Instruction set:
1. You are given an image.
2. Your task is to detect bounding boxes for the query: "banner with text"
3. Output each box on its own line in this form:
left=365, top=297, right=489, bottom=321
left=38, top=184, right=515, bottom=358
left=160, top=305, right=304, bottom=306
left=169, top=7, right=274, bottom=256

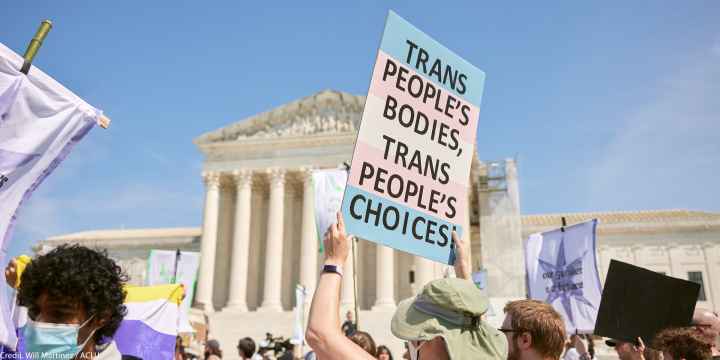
left=341, top=11, right=485, bottom=265
left=525, top=219, right=602, bottom=333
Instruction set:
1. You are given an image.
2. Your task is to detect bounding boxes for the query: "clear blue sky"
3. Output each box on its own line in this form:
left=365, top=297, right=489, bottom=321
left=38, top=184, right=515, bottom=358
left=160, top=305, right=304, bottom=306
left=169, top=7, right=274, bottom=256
left=1, top=1, right=718, bottom=259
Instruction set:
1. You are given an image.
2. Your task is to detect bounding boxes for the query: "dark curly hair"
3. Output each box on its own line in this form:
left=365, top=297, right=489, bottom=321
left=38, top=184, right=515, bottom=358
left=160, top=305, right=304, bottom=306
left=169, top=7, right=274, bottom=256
left=18, top=244, right=128, bottom=341
left=653, top=327, right=712, bottom=360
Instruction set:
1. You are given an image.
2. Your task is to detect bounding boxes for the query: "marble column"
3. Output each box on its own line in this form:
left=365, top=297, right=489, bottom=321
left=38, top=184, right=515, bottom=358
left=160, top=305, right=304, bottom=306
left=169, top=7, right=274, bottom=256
left=414, top=256, right=435, bottom=294
left=196, top=171, right=221, bottom=313
left=666, top=243, right=678, bottom=277
left=700, top=244, right=717, bottom=306
left=299, top=168, right=318, bottom=306
left=373, top=245, right=395, bottom=310
left=225, top=170, right=253, bottom=312
left=341, top=240, right=356, bottom=309
left=258, top=168, right=286, bottom=312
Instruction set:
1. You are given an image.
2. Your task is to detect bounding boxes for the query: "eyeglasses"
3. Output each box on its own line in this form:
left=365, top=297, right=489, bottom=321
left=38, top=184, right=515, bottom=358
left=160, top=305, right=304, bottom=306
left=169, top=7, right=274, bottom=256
left=498, top=328, right=528, bottom=334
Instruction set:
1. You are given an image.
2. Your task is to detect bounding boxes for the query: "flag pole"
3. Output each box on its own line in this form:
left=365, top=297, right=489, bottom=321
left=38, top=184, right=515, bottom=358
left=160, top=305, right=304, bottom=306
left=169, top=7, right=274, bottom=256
left=20, top=20, right=112, bottom=129
left=342, top=162, right=360, bottom=328
left=20, top=20, right=52, bottom=75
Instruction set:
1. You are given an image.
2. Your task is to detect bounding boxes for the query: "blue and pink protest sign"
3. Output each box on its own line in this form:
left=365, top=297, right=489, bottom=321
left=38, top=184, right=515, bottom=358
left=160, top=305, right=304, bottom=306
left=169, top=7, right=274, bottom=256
left=341, top=11, right=485, bottom=265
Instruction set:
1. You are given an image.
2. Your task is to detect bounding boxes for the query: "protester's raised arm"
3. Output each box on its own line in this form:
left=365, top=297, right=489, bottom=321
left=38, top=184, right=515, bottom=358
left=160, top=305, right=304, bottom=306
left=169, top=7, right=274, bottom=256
left=306, top=212, right=375, bottom=360
left=452, top=231, right=472, bottom=281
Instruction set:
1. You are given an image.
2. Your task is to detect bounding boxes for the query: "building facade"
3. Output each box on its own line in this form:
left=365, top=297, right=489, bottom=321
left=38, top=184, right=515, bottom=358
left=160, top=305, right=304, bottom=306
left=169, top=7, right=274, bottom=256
left=37, top=89, right=720, bottom=357
left=188, top=89, right=522, bottom=314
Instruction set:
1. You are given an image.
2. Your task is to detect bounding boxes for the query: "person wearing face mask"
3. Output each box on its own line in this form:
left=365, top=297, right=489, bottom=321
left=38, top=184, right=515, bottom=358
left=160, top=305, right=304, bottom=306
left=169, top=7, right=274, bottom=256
left=16, top=245, right=128, bottom=360
left=305, top=212, right=507, bottom=360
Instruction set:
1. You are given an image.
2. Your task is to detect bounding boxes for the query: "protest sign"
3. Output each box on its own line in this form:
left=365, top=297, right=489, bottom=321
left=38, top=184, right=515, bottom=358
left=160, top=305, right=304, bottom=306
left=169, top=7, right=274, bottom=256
left=594, top=260, right=700, bottom=345
left=147, top=250, right=200, bottom=333
left=314, top=169, right=348, bottom=241
left=341, top=11, right=485, bottom=265
left=147, top=249, right=178, bottom=285
left=525, top=219, right=603, bottom=333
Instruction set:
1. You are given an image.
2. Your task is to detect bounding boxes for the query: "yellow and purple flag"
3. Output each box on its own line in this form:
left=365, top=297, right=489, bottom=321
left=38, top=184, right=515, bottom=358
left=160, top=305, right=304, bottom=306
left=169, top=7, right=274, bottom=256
left=115, top=284, right=184, bottom=360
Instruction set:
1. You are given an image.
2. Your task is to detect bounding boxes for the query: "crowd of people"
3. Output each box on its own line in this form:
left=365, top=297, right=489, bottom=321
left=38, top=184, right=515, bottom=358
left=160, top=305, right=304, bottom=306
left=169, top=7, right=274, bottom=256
left=302, top=212, right=720, bottom=360
left=1, top=212, right=719, bottom=360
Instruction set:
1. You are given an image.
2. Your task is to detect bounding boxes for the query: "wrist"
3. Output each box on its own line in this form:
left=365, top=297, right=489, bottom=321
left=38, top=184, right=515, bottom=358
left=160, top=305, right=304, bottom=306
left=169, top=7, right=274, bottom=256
left=321, top=263, right=343, bottom=277
left=324, top=258, right=345, bottom=267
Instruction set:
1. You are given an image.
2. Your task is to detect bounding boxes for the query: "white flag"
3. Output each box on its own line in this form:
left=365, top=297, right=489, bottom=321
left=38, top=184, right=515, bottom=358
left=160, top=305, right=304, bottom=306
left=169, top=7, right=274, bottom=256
left=0, top=42, right=101, bottom=348
left=312, top=169, right=348, bottom=240
left=524, top=219, right=602, bottom=333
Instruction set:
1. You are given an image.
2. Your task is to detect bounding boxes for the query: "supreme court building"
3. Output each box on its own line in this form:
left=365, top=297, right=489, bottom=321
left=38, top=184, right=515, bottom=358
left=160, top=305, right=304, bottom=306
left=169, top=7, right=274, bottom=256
left=188, top=89, right=523, bottom=314
left=38, top=90, right=720, bottom=356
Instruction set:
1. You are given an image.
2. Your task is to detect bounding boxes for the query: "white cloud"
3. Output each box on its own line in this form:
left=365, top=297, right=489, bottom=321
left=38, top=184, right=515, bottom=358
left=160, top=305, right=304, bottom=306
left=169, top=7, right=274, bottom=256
left=586, top=48, right=720, bottom=211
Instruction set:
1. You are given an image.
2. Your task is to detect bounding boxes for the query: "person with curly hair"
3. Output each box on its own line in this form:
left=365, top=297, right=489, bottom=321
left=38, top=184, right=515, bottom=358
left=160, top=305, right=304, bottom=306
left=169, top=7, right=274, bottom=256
left=653, top=327, right=712, bottom=360
left=15, top=244, right=128, bottom=360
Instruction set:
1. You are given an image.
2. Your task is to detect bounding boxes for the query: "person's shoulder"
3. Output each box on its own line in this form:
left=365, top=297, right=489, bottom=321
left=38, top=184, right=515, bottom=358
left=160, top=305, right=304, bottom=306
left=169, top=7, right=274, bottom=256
left=96, top=341, right=124, bottom=360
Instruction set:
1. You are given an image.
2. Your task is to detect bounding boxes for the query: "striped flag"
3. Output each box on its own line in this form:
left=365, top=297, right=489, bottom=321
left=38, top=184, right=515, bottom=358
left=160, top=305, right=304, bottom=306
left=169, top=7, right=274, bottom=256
left=115, top=284, right=184, bottom=360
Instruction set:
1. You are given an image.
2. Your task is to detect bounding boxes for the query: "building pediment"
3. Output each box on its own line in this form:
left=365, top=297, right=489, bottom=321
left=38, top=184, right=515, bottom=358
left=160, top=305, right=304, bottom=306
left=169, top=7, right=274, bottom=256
left=194, top=90, right=365, bottom=144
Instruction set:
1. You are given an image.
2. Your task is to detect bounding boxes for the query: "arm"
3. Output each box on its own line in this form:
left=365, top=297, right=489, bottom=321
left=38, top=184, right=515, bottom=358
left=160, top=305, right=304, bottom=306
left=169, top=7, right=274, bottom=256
left=452, top=231, right=472, bottom=281
left=305, top=212, right=375, bottom=360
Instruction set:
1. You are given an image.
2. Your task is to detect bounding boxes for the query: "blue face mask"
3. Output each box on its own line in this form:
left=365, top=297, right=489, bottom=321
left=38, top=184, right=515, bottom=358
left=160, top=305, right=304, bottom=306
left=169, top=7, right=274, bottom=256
left=23, top=315, right=96, bottom=359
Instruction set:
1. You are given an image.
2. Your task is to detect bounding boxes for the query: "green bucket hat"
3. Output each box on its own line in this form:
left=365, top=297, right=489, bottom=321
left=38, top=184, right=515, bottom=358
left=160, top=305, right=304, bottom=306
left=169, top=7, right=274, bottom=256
left=391, top=278, right=508, bottom=360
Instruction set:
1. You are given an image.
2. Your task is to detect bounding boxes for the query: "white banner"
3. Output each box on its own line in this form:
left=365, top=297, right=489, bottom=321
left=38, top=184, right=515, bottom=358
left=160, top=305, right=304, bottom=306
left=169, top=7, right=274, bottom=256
left=525, top=219, right=602, bottom=333
left=0, top=42, right=101, bottom=348
left=146, top=250, right=200, bottom=333
left=175, top=251, right=200, bottom=333
left=313, top=169, right=348, bottom=240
